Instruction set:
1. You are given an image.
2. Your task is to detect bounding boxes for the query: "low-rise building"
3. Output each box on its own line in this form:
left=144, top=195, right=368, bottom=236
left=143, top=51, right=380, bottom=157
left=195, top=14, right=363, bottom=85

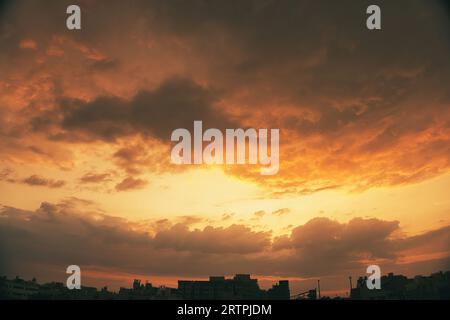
left=351, top=271, right=450, bottom=299
left=178, top=274, right=289, bottom=300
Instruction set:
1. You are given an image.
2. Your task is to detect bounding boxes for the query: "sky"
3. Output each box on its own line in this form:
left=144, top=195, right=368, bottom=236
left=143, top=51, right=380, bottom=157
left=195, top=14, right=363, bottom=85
left=0, top=0, right=449, bottom=296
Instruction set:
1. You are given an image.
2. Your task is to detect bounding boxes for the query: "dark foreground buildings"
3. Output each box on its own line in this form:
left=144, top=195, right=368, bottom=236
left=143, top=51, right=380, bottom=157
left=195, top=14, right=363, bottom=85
left=351, top=271, right=450, bottom=299
left=178, top=274, right=289, bottom=299
left=2, top=271, right=449, bottom=300
left=0, top=274, right=289, bottom=300
left=0, top=276, right=115, bottom=300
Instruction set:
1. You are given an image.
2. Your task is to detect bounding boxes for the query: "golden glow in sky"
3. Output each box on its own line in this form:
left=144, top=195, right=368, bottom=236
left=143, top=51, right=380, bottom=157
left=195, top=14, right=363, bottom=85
left=0, top=0, right=449, bottom=295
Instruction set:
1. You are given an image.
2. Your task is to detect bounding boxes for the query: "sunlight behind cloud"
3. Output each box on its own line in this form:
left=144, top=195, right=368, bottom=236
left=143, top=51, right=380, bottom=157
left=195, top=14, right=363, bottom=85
left=101, top=168, right=263, bottom=220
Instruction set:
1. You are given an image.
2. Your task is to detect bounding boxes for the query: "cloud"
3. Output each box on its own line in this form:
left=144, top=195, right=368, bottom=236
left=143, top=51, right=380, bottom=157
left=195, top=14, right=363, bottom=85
left=79, top=172, right=112, bottom=184
left=0, top=171, right=66, bottom=188
left=254, top=210, right=266, bottom=218
left=89, top=58, right=120, bottom=72
left=153, top=223, right=271, bottom=254
left=0, top=0, right=448, bottom=295
left=19, top=39, right=37, bottom=50
left=275, top=217, right=400, bottom=258
left=21, top=175, right=66, bottom=188
left=272, top=208, right=290, bottom=217
left=1, top=0, right=449, bottom=192
left=112, top=139, right=174, bottom=175
left=0, top=168, right=13, bottom=181
left=270, top=217, right=413, bottom=276
left=221, top=213, right=234, bottom=221
left=115, top=176, right=148, bottom=191
left=33, top=77, right=237, bottom=142
left=0, top=202, right=448, bottom=284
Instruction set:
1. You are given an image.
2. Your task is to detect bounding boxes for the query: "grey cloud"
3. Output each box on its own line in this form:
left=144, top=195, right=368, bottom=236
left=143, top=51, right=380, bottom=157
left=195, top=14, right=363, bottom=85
left=271, top=217, right=401, bottom=275
left=1, top=0, right=449, bottom=191
left=89, top=58, right=120, bottom=72
left=153, top=223, right=271, bottom=254
left=34, top=77, right=237, bottom=142
left=0, top=202, right=449, bottom=281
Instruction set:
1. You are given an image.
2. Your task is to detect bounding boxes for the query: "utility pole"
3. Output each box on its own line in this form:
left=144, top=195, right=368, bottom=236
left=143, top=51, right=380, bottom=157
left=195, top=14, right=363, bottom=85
left=317, top=279, right=321, bottom=299
left=348, top=276, right=353, bottom=297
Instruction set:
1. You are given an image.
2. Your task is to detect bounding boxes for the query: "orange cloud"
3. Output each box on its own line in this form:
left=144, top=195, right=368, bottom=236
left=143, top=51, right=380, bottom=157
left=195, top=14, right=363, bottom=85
left=115, top=176, right=148, bottom=192
left=19, top=39, right=37, bottom=50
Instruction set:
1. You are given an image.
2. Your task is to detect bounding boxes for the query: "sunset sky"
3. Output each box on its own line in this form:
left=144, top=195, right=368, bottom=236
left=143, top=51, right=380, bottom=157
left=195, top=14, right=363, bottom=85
left=0, top=0, right=449, bottom=296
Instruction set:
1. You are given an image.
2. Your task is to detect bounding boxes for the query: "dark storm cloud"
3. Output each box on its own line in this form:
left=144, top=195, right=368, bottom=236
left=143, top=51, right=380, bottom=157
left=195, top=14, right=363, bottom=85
left=273, top=217, right=399, bottom=257
left=33, top=77, right=237, bottom=142
left=1, top=0, right=449, bottom=190
left=89, top=58, right=120, bottom=72
left=3, top=0, right=449, bottom=107
left=0, top=0, right=11, bottom=16
left=148, top=0, right=449, bottom=87
left=153, top=224, right=271, bottom=254
left=0, top=201, right=449, bottom=280
left=270, top=217, right=449, bottom=276
left=395, top=225, right=450, bottom=252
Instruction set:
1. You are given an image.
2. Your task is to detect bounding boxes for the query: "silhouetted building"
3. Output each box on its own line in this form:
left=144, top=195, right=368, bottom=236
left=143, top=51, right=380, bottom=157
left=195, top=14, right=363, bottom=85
left=0, top=276, right=39, bottom=299
left=351, top=271, right=450, bottom=299
left=178, top=274, right=289, bottom=300
left=0, top=276, right=102, bottom=300
left=267, top=280, right=290, bottom=299
left=3, top=270, right=447, bottom=300
left=33, top=281, right=99, bottom=299
left=118, top=279, right=157, bottom=299
left=117, top=279, right=179, bottom=300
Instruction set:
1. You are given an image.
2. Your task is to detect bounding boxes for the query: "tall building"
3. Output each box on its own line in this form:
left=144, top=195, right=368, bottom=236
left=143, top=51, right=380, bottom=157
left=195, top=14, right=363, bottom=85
left=178, top=274, right=289, bottom=300
left=267, top=280, right=290, bottom=300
